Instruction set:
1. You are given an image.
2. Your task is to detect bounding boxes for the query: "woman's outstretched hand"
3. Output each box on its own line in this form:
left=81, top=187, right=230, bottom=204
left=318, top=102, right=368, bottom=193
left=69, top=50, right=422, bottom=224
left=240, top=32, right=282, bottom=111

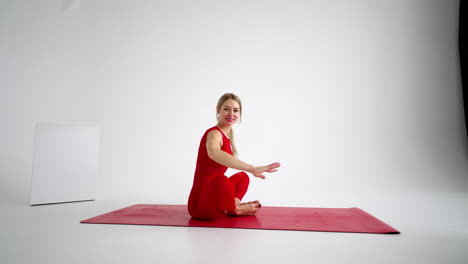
left=252, top=162, right=281, bottom=179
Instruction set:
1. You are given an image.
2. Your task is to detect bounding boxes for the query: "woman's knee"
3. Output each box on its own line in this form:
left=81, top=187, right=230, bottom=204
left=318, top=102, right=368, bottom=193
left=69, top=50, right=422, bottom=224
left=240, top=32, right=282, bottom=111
left=232, top=171, right=249, bottom=184
left=243, top=172, right=250, bottom=184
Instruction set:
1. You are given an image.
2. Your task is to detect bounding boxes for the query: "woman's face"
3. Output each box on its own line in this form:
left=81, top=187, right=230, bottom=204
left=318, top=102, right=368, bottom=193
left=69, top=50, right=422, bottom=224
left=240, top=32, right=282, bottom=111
left=218, top=99, right=241, bottom=126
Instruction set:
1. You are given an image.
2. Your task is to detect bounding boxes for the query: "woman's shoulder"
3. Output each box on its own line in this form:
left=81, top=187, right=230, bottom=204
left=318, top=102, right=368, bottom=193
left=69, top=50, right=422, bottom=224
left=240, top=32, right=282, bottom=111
left=203, top=127, right=224, bottom=147
left=202, top=126, right=218, bottom=135
left=208, top=126, right=223, bottom=135
left=202, top=126, right=222, bottom=138
left=205, top=126, right=219, bottom=132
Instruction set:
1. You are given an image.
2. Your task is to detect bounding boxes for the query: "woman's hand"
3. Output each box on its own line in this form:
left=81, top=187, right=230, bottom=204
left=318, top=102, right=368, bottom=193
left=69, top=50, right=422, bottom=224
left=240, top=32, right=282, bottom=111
left=252, top=162, right=281, bottom=179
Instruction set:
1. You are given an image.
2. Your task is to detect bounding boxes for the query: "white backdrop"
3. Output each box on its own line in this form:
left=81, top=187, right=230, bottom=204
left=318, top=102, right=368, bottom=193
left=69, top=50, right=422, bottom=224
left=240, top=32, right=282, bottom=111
left=1, top=0, right=467, bottom=206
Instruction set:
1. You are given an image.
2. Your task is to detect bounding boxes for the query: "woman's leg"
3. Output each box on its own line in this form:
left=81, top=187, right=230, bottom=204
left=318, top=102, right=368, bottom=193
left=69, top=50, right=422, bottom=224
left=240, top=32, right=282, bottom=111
left=227, top=172, right=261, bottom=216
left=191, top=175, right=236, bottom=220
left=227, top=171, right=250, bottom=201
left=190, top=173, right=259, bottom=219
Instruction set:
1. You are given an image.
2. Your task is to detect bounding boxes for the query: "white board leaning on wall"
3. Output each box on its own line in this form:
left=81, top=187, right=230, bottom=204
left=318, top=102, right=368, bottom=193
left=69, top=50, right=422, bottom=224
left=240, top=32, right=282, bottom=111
left=30, top=123, right=100, bottom=206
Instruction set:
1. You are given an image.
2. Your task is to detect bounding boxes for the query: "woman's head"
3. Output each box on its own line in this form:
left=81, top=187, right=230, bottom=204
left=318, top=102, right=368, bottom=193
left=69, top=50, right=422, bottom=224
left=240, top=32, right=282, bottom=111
left=216, top=93, right=242, bottom=126
left=216, top=93, right=242, bottom=156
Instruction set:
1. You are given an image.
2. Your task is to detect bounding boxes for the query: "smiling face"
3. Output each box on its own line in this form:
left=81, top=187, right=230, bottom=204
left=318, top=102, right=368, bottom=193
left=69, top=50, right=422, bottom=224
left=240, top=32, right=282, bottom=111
left=217, top=99, right=241, bottom=126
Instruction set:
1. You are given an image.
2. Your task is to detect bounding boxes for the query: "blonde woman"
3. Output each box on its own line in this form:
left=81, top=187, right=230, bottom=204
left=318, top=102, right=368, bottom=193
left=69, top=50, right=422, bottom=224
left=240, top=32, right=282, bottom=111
left=188, top=93, right=280, bottom=220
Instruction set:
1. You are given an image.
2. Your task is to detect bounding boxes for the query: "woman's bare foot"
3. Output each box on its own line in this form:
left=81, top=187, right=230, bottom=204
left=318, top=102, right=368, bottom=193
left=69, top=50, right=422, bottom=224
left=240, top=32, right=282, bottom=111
left=228, top=200, right=261, bottom=216
left=240, top=200, right=261, bottom=208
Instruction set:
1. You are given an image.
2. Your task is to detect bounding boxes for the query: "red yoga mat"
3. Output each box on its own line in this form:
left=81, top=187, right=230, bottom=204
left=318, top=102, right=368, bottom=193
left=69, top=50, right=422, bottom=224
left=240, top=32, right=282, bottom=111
left=80, top=204, right=399, bottom=234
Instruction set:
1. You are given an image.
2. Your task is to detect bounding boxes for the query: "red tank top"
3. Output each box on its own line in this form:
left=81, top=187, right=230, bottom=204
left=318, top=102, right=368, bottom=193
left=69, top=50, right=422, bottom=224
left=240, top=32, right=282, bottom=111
left=193, top=126, right=232, bottom=184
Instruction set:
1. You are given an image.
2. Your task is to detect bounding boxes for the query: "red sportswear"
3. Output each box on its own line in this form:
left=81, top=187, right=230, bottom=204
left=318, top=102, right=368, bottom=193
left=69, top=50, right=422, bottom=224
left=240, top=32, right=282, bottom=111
left=187, top=126, right=249, bottom=220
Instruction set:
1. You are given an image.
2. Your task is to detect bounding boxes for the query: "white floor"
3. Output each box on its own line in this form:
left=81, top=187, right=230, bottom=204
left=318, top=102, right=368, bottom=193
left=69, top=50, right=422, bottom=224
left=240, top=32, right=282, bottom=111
left=1, top=192, right=468, bottom=264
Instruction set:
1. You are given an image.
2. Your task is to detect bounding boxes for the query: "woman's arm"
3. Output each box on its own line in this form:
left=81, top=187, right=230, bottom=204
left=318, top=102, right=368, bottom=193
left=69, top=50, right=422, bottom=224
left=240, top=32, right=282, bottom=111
left=206, top=130, right=280, bottom=179
left=206, top=130, right=255, bottom=172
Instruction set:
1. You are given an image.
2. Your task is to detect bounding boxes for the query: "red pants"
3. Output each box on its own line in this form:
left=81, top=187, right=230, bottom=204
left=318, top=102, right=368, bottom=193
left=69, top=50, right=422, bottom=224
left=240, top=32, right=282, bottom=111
left=188, top=172, right=249, bottom=220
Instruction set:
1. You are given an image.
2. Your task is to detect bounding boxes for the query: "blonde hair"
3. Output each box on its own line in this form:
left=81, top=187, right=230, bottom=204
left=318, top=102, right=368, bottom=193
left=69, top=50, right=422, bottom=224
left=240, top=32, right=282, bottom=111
left=216, top=93, right=242, bottom=156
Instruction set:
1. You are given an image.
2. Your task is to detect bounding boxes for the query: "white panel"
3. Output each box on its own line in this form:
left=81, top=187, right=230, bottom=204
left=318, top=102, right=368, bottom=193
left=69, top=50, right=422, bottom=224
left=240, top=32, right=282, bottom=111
left=30, top=123, right=99, bottom=205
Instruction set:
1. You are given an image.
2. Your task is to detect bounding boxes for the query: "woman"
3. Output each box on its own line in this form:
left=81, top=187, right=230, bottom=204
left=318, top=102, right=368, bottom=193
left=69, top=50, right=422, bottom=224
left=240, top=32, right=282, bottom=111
left=188, top=93, right=281, bottom=220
